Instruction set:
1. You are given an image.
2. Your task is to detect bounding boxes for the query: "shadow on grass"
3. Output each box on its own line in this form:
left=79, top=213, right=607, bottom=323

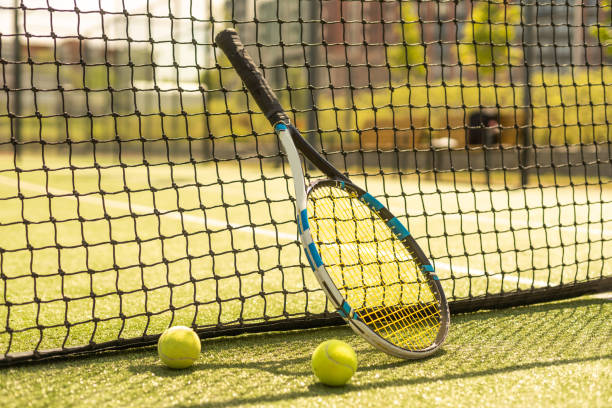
left=128, top=296, right=611, bottom=407
left=171, top=354, right=611, bottom=408
left=128, top=326, right=432, bottom=378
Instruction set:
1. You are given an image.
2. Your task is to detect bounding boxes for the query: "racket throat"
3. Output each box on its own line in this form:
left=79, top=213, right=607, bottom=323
left=287, top=124, right=349, bottom=182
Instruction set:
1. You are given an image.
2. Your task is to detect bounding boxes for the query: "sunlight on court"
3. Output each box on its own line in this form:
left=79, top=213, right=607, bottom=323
left=0, top=154, right=610, bottom=354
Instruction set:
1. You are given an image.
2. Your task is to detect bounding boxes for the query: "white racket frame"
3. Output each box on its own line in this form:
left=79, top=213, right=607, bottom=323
left=276, top=123, right=448, bottom=359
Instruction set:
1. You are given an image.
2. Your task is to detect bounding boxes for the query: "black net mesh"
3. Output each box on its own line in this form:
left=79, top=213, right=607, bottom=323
left=0, top=0, right=610, bottom=364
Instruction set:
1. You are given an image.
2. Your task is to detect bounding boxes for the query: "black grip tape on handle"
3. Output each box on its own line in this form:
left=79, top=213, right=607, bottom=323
left=215, top=29, right=288, bottom=126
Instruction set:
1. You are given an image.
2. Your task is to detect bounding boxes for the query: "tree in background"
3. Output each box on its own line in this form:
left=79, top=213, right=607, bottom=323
left=459, top=0, right=522, bottom=81
left=592, top=0, right=612, bottom=57
left=386, top=1, right=426, bottom=82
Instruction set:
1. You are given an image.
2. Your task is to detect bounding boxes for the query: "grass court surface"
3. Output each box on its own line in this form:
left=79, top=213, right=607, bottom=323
left=0, top=294, right=609, bottom=407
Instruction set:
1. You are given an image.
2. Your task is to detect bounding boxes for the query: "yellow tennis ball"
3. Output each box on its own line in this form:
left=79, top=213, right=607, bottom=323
left=311, top=339, right=357, bottom=386
left=157, top=326, right=201, bottom=369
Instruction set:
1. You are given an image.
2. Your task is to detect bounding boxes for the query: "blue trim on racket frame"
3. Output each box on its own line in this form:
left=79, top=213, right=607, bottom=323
left=387, top=217, right=410, bottom=240
left=298, top=208, right=309, bottom=234
left=361, top=192, right=411, bottom=239
left=361, top=192, right=384, bottom=211
left=298, top=205, right=361, bottom=321
left=337, top=301, right=352, bottom=318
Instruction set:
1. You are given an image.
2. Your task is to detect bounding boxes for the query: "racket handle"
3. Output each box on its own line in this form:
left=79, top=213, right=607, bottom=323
left=215, top=28, right=289, bottom=126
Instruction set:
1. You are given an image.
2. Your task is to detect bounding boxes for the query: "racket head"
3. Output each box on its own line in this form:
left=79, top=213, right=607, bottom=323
left=300, top=179, right=449, bottom=359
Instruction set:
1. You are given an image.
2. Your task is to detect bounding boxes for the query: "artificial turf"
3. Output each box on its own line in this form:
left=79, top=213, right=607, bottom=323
left=0, top=294, right=609, bottom=408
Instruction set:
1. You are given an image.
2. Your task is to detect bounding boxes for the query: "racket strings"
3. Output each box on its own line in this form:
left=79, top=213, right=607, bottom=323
left=308, top=185, right=441, bottom=350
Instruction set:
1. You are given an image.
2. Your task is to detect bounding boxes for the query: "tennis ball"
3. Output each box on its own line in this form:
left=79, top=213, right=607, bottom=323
left=311, top=339, right=357, bottom=386
left=157, top=326, right=201, bottom=369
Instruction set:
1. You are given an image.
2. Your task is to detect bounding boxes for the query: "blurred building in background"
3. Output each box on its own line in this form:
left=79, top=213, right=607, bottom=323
left=0, top=0, right=609, bottom=151
left=231, top=0, right=607, bottom=87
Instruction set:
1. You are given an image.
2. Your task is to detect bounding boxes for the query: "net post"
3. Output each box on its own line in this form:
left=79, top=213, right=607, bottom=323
left=12, top=0, right=21, bottom=160
left=520, top=0, right=537, bottom=187
left=305, top=1, right=321, bottom=171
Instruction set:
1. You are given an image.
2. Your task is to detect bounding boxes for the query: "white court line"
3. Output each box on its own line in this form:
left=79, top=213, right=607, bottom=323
left=592, top=292, right=612, bottom=300
left=0, top=175, right=281, bottom=239
left=432, top=262, right=548, bottom=287
left=0, top=175, right=593, bottom=287
left=455, top=213, right=611, bottom=239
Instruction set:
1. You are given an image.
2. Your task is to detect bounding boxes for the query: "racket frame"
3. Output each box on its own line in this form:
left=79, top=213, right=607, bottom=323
left=276, top=122, right=449, bottom=359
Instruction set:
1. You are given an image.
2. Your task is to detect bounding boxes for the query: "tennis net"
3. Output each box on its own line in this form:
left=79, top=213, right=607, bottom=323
left=0, top=0, right=610, bottom=364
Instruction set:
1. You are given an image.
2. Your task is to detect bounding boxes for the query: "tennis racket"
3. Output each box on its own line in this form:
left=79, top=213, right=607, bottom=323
left=216, top=28, right=449, bottom=359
